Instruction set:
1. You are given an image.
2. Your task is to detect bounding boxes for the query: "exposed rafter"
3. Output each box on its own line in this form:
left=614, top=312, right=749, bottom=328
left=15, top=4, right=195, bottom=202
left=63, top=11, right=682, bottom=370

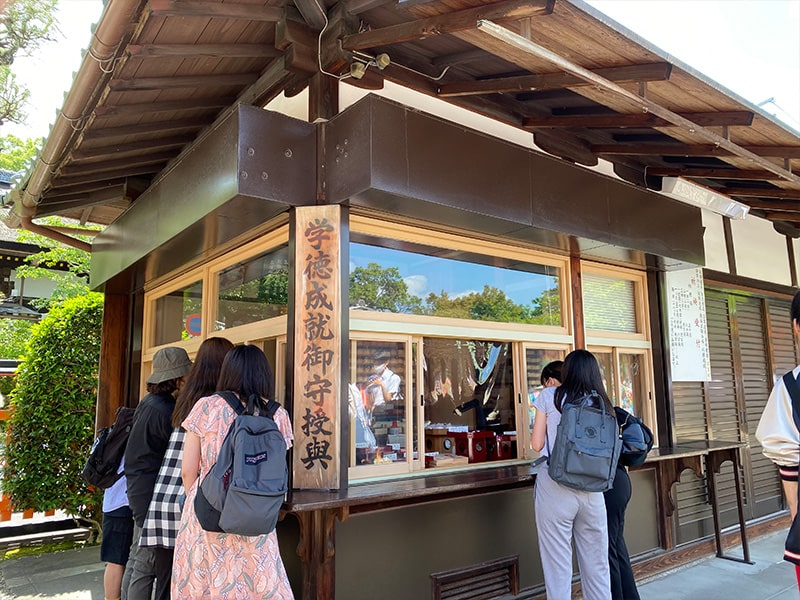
left=341, top=0, right=554, bottom=51
left=590, top=144, right=800, bottom=158
left=61, top=152, right=175, bottom=175
left=70, top=136, right=196, bottom=161
left=472, top=19, right=800, bottom=185
left=148, top=0, right=283, bottom=21
left=110, top=74, right=259, bottom=91
left=742, top=199, right=800, bottom=211
left=439, top=62, right=672, bottom=98
left=724, top=187, right=800, bottom=200
left=128, top=44, right=280, bottom=58
left=82, top=118, right=206, bottom=142
left=94, top=97, right=234, bottom=117
left=522, top=110, right=754, bottom=129
left=645, top=167, right=781, bottom=180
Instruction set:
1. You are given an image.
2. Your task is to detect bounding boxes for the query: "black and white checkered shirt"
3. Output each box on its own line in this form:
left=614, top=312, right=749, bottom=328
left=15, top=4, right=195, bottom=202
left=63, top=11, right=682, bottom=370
left=140, top=428, right=185, bottom=549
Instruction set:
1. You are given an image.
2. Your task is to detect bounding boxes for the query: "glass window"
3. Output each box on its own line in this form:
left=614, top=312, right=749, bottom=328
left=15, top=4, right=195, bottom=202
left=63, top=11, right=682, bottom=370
left=349, top=239, right=561, bottom=326
left=423, top=338, right=516, bottom=466
left=216, top=246, right=289, bottom=330
left=583, top=273, right=637, bottom=333
left=349, top=340, right=409, bottom=468
left=524, top=347, right=566, bottom=449
left=593, top=350, right=648, bottom=418
left=153, top=279, right=203, bottom=345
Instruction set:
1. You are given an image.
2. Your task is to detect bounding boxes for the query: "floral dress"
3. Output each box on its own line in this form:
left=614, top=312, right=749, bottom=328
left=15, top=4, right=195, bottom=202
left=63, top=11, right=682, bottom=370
left=172, top=393, right=295, bottom=599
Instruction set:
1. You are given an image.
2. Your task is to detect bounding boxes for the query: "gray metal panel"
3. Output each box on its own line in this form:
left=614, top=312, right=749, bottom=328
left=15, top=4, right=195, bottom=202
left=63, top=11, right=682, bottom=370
left=325, top=95, right=705, bottom=269
left=91, top=106, right=316, bottom=288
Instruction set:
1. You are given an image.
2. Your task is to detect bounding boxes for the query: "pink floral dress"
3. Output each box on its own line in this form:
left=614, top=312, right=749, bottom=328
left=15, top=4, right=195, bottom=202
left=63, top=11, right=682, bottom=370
left=172, top=394, right=295, bottom=599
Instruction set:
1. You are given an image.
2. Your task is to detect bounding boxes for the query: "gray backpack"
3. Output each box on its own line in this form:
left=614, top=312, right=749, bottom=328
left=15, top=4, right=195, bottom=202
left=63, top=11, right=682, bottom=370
left=194, top=391, right=288, bottom=536
left=547, top=391, right=622, bottom=492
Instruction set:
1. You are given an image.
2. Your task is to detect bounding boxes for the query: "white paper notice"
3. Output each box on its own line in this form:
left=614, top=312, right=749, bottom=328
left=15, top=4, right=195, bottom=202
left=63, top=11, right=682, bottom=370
left=665, top=267, right=711, bottom=381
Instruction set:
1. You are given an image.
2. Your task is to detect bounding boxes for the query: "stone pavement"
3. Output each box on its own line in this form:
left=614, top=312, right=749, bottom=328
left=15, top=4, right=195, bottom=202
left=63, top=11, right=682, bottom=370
left=0, top=528, right=795, bottom=599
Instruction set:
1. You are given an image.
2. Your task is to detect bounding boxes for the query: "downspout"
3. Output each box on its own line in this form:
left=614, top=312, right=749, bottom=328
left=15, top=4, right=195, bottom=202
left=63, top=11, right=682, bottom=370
left=20, top=217, right=92, bottom=253
left=4, top=0, right=143, bottom=225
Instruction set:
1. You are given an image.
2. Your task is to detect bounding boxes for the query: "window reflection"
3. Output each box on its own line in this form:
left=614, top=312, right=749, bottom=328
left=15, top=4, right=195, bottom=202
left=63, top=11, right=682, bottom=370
left=154, top=280, right=203, bottom=345
left=349, top=239, right=561, bottom=326
left=216, top=246, right=289, bottom=330
left=525, top=348, right=565, bottom=446
left=349, top=340, right=408, bottom=467
left=423, top=338, right=516, bottom=466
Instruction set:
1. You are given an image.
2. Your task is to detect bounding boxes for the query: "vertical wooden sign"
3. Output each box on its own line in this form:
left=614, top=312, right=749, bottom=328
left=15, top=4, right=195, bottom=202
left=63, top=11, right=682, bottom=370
left=292, top=205, right=341, bottom=489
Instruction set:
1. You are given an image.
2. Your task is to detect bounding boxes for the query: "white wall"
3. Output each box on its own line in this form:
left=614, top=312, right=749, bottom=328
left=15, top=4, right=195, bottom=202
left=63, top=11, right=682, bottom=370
left=730, top=214, right=792, bottom=285
left=701, top=210, right=729, bottom=273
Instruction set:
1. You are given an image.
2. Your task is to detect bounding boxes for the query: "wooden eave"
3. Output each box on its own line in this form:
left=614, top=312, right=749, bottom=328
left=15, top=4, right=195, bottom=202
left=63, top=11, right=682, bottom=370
left=5, top=0, right=799, bottom=236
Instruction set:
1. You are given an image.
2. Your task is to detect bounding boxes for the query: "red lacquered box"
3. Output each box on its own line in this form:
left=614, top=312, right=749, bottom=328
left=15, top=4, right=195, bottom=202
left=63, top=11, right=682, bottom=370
left=496, top=433, right=518, bottom=460
left=452, top=431, right=495, bottom=463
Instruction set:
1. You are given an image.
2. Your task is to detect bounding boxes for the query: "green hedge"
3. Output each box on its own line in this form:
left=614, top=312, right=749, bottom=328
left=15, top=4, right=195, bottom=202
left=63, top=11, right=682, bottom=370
left=2, top=293, right=104, bottom=524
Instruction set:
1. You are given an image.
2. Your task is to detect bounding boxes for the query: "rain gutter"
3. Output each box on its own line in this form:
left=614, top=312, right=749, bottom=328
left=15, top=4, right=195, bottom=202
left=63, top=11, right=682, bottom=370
left=3, top=0, right=143, bottom=234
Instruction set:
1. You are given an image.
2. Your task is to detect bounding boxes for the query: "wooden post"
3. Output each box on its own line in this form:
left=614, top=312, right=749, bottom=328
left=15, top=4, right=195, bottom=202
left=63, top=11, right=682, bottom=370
left=291, top=206, right=343, bottom=490
left=96, top=292, right=130, bottom=430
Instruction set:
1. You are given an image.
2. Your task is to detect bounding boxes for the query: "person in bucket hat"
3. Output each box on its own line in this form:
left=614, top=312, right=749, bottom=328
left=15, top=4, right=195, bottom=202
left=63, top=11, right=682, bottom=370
left=123, top=346, right=192, bottom=600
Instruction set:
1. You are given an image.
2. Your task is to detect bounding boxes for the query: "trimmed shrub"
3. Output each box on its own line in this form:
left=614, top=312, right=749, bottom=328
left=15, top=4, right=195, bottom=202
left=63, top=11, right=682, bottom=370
left=2, top=293, right=104, bottom=524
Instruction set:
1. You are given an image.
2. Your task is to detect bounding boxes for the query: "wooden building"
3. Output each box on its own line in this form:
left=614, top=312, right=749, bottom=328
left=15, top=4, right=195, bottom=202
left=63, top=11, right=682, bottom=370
left=3, top=0, right=800, bottom=597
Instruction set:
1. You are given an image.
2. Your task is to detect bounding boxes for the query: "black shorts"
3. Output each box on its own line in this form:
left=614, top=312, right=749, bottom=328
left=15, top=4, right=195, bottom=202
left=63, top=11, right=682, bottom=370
left=101, top=506, right=134, bottom=565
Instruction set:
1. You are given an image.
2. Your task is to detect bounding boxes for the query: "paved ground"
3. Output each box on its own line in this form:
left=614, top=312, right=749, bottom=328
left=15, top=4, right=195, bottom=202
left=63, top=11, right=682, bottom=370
left=0, top=528, right=795, bottom=599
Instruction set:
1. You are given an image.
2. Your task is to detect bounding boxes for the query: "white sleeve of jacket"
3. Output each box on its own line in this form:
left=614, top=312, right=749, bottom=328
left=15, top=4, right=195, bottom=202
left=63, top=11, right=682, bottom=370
left=756, top=369, right=800, bottom=467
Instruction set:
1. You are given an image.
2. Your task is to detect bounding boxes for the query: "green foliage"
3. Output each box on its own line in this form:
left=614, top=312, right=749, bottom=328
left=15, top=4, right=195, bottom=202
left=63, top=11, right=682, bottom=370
left=0, top=133, right=40, bottom=170
left=15, top=217, right=99, bottom=308
left=0, top=318, right=32, bottom=359
left=2, top=293, right=104, bottom=523
left=0, top=0, right=57, bottom=124
left=350, top=262, right=423, bottom=313
left=0, top=0, right=57, bottom=66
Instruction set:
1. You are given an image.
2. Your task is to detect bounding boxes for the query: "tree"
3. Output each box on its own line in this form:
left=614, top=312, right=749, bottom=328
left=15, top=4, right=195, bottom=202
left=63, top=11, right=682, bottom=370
left=350, top=262, right=423, bottom=313
left=0, top=133, right=40, bottom=170
left=2, top=293, right=104, bottom=526
left=15, top=216, right=97, bottom=308
left=0, top=0, right=58, bottom=124
left=0, top=318, right=32, bottom=359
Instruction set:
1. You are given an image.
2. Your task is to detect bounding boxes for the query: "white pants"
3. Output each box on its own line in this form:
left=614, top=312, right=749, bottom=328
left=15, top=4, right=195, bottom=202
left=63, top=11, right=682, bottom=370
left=534, top=465, right=611, bottom=600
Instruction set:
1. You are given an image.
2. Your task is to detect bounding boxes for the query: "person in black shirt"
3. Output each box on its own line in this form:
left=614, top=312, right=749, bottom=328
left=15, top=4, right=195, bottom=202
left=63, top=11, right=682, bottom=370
left=122, top=346, right=192, bottom=600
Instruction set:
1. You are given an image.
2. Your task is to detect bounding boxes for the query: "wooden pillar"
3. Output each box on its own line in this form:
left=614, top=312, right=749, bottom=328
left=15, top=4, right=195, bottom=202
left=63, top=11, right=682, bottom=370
left=290, top=205, right=344, bottom=490
left=296, top=508, right=347, bottom=600
left=569, top=238, right=585, bottom=349
left=96, top=291, right=130, bottom=430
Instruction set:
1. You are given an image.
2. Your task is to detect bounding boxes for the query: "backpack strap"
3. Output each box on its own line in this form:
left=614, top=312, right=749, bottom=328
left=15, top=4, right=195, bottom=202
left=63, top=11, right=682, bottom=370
left=782, top=371, right=800, bottom=433
left=217, top=391, right=245, bottom=416
left=264, top=399, right=280, bottom=419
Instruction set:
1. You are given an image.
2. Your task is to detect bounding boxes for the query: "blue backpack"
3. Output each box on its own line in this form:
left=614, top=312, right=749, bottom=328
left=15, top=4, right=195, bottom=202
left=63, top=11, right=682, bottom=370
left=194, top=391, right=288, bottom=536
left=547, top=391, right=622, bottom=492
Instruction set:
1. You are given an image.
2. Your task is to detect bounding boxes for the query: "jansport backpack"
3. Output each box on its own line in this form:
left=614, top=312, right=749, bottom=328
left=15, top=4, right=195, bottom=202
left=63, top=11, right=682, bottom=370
left=194, top=391, right=288, bottom=536
left=547, top=391, right=622, bottom=492
left=81, top=406, right=136, bottom=488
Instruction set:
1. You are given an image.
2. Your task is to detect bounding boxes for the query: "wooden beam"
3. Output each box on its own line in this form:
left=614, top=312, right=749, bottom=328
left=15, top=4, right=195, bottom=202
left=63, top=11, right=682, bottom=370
left=94, top=97, right=233, bottom=117
left=55, top=165, right=161, bottom=187
left=61, top=151, right=175, bottom=175
left=590, top=144, right=800, bottom=158
left=724, top=187, right=800, bottom=200
left=70, top=135, right=195, bottom=160
left=148, top=0, right=283, bottom=21
left=741, top=198, right=800, bottom=211
left=82, top=118, right=205, bottom=141
left=431, top=48, right=486, bottom=67
left=341, top=0, right=554, bottom=51
left=109, top=73, right=258, bottom=91
left=522, top=110, right=754, bottom=129
left=293, top=0, right=327, bottom=30
left=343, top=0, right=394, bottom=14
left=128, top=44, right=280, bottom=58
left=46, top=179, right=128, bottom=198
left=763, top=212, right=800, bottom=223
left=646, top=167, right=782, bottom=180
left=474, top=20, right=800, bottom=185
left=440, top=62, right=672, bottom=98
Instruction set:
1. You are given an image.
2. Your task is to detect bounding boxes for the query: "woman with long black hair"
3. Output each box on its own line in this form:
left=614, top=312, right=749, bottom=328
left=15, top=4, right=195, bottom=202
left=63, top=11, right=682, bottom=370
left=532, top=349, right=612, bottom=600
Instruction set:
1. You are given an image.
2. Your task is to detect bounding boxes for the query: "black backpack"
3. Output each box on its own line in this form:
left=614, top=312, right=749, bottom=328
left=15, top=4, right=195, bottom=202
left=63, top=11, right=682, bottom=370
left=194, top=391, right=288, bottom=536
left=82, top=406, right=136, bottom=488
left=615, top=406, right=654, bottom=468
left=547, top=391, right=622, bottom=492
